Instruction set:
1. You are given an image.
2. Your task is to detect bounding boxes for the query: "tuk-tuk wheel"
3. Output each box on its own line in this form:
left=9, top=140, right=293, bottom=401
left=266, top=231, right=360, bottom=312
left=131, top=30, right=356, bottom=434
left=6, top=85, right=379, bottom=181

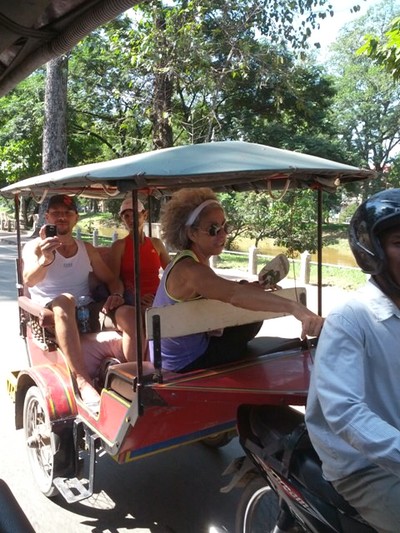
left=23, top=386, right=75, bottom=498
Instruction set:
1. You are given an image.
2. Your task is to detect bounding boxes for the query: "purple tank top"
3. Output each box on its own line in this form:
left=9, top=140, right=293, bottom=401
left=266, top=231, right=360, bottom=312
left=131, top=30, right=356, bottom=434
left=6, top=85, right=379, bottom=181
left=150, top=250, right=209, bottom=371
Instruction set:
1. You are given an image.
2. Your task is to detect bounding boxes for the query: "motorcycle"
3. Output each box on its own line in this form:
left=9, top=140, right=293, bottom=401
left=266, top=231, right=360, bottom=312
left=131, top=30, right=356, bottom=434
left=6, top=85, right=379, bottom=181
left=223, top=404, right=377, bottom=533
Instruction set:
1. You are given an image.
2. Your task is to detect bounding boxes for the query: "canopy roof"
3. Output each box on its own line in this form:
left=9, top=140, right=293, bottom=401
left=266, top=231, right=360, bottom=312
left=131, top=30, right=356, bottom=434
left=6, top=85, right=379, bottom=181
left=1, top=141, right=376, bottom=202
left=0, top=0, right=139, bottom=97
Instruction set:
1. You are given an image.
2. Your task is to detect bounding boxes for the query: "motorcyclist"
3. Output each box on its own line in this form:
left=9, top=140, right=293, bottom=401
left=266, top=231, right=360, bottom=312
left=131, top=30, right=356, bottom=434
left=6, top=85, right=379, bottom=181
left=306, top=189, right=400, bottom=533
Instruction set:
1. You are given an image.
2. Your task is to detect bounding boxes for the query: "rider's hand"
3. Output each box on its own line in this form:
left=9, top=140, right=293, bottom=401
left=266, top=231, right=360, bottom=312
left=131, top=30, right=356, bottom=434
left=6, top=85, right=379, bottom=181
left=37, top=227, right=60, bottom=265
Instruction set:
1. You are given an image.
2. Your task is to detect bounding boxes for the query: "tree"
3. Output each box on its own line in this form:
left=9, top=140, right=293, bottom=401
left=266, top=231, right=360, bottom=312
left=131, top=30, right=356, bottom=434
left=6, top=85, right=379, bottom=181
left=358, top=15, right=400, bottom=80
left=328, top=0, right=400, bottom=198
left=43, top=56, right=68, bottom=173
left=127, top=0, right=353, bottom=145
left=0, top=73, right=45, bottom=188
left=67, top=17, right=152, bottom=162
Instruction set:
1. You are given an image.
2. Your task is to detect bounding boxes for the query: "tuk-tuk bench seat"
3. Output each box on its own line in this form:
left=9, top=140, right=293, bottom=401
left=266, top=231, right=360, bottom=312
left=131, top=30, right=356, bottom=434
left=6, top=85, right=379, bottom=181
left=142, top=287, right=307, bottom=378
left=18, top=295, right=54, bottom=328
left=145, top=287, right=306, bottom=340
left=18, top=294, right=124, bottom=378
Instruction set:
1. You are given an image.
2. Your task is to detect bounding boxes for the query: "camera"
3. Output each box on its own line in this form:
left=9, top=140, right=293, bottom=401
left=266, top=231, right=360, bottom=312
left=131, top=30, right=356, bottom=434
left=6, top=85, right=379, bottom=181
left=44, top=224, right=57, bottom=238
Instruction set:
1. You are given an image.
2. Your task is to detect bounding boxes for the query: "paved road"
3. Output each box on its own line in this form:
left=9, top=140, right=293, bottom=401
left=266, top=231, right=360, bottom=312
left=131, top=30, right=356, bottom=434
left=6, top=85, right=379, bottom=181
left=0, top=231, right=353, bottom=532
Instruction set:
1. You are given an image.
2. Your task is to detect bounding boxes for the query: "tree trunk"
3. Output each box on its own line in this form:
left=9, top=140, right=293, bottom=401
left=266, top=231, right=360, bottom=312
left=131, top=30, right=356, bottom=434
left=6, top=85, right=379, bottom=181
left=43, top=55, right=68, bottom=172
left=151, top=6, right=173, bottom=150
left=32, top=55, right=68, bottom=235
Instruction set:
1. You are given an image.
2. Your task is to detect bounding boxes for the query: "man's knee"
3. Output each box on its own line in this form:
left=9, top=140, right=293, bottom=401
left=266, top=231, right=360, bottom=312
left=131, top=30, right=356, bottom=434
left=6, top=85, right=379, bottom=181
left=50, top=294, right=76, bottom=320
left=51, top=293, right=76, bottom=309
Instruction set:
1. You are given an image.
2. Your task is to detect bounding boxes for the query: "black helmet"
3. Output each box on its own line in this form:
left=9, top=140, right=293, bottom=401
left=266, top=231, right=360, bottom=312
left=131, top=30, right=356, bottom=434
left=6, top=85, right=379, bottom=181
left=349, top=188, right=400, bottom=275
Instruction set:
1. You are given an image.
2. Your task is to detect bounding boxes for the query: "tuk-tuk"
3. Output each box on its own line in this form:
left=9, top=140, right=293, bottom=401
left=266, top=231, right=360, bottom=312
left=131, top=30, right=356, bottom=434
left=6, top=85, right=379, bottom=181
left=0, top=140, right=374, bottom=503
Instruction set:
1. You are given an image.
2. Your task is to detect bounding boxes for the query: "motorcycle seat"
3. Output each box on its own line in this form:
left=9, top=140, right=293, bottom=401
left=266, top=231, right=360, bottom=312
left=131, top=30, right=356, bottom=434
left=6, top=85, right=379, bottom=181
left=248, top=406, right=360, bottom=517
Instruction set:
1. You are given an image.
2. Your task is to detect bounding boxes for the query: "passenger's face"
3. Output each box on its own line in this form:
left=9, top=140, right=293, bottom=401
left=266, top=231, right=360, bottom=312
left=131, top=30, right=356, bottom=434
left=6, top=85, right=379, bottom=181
left=192, top=206, right=228, bottom=255
left=120, top=209, right=146, bottom=232
left=46, top=206, right=78, bottom=235
left=380, top=227, right=400, bottom=287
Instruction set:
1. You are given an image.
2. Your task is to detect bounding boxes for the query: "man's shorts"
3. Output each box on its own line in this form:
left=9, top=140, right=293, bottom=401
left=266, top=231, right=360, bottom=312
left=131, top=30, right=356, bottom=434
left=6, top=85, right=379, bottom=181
left=45, top=298, right=118, bottom=333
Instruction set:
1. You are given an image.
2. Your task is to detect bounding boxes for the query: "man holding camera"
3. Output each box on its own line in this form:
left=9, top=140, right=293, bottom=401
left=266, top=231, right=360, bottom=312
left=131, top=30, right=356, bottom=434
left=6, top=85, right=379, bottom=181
left=22, top=195, right=139, bottom=410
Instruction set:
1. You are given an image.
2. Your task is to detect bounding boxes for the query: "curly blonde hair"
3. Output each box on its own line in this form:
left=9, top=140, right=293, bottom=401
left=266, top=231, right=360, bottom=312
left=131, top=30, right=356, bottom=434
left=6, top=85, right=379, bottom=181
left=161, top=187, right=220, bottom=250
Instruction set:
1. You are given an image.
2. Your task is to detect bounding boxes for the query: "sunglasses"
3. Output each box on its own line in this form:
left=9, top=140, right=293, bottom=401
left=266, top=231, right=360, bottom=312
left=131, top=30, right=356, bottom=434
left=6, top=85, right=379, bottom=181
left=198, top=222, right=232, bottom=237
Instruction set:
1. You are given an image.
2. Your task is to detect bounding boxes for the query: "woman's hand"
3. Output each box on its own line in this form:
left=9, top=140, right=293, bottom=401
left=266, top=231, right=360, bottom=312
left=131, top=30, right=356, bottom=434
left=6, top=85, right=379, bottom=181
left=141, top=293, right=155, bottom=312
left=102, top=293, right=124, bottom=313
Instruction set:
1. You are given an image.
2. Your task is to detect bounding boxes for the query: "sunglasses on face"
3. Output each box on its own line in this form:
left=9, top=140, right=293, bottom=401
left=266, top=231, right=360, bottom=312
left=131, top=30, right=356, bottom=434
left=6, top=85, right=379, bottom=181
left=198, top=222, right=232, bottom=237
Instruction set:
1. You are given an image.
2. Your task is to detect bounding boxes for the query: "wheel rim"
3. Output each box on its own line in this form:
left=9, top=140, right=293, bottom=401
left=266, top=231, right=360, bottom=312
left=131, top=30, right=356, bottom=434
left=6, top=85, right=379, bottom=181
left=24, top=389, right=56, bottom=495
left=243, top=485, right=278, bottom=533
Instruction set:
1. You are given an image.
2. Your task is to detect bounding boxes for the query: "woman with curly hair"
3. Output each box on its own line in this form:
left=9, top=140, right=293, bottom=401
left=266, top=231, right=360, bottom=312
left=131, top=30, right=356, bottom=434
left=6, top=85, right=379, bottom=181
left=152, top=187, right=323, bottom=372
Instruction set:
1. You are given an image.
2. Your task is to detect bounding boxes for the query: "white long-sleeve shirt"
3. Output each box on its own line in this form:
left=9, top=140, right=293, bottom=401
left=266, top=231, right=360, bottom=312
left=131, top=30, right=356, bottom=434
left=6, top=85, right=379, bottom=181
left=306, top=279, right=400, bottom=481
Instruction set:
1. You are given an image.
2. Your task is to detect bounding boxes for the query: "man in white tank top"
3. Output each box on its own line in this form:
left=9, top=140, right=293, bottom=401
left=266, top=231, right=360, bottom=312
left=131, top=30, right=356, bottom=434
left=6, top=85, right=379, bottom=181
left=22, top=195, right=140, bottom=409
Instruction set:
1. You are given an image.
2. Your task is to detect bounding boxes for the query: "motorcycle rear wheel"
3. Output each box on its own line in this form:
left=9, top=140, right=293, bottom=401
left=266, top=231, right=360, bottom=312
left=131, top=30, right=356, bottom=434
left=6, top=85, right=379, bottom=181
left=235, top=475, right=280, bottom=533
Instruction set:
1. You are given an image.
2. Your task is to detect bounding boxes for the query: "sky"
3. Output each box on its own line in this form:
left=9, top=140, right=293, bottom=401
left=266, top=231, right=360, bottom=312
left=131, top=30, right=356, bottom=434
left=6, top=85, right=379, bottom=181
left=311, top=0, right=380, bottom=59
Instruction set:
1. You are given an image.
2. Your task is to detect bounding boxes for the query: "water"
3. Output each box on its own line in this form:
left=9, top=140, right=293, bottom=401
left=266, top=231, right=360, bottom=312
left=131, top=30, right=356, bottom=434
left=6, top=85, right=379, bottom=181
left=256, top=244, right=357, bottom=268
left=320, top=247, right=357, bottom=268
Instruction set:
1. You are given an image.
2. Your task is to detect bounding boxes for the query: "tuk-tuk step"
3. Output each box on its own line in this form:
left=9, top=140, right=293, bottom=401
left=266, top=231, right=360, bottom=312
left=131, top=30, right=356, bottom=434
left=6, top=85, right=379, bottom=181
left=53, top=477, right=92, bottom=504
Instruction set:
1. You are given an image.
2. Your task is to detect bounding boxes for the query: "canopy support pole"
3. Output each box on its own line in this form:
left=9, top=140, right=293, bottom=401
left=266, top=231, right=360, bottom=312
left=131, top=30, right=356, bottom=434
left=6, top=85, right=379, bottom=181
left=317, top=188, right=323, bottom=317
left=131, top=190, right=144, bottom=414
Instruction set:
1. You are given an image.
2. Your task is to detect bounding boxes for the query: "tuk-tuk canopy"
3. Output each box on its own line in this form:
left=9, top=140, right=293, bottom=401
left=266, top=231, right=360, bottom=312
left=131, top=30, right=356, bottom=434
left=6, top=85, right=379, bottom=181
left=1, top=141, right=375, bottom=202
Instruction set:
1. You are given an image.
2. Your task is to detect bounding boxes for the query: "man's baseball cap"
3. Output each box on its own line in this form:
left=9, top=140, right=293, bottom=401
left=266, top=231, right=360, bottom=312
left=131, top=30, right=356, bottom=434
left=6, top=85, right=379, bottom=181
left=119, top=197, right=145, bottom=216
left=47, top=194, right=78, bottom=212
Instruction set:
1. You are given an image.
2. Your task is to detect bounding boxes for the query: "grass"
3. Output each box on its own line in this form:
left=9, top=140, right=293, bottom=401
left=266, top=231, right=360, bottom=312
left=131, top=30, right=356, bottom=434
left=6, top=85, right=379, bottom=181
left=214, top=251, right=366, bottom=291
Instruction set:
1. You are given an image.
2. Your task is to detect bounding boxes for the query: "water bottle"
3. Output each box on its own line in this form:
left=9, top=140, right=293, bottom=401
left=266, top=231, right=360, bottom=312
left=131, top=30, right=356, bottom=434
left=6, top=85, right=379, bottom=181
left=77, top=295, right=91, bottom=333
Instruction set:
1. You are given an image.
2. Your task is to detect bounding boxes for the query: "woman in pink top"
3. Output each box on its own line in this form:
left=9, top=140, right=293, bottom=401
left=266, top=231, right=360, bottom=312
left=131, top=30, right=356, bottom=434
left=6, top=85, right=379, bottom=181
left=108, top=197, right=170, bottom=312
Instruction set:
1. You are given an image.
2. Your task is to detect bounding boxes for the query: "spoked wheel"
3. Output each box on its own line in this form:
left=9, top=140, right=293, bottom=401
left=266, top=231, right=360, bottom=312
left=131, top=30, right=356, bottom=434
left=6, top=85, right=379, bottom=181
left=23, top=386, right=75, bottom=497
left=235, top=476, right=280, bottom=533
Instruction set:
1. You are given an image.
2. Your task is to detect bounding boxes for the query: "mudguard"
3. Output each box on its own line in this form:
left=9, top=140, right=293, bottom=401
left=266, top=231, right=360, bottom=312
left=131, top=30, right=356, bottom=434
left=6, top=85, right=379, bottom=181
left=14, top=364, right=77, bottom=430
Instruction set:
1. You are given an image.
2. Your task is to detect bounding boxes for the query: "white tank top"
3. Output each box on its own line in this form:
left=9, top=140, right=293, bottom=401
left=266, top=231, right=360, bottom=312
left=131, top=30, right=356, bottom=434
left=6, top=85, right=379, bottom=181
left=28, top=239, right=93, bottom=306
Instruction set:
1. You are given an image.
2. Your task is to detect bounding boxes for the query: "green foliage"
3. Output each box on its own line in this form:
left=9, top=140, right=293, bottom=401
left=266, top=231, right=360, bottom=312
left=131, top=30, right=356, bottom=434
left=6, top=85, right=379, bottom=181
left=358, top=16, right=400, bottom=80
left=219, top=189, right=338, bottom=256
left=68, top=17, right=152, bottom=161
left=261, top=190, right=321, bottom=255
left=218, top=192, right=248, bottom=249
left=328, top=0, right=400, bottom=196
left=0, top=73, right=45, bottom=186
